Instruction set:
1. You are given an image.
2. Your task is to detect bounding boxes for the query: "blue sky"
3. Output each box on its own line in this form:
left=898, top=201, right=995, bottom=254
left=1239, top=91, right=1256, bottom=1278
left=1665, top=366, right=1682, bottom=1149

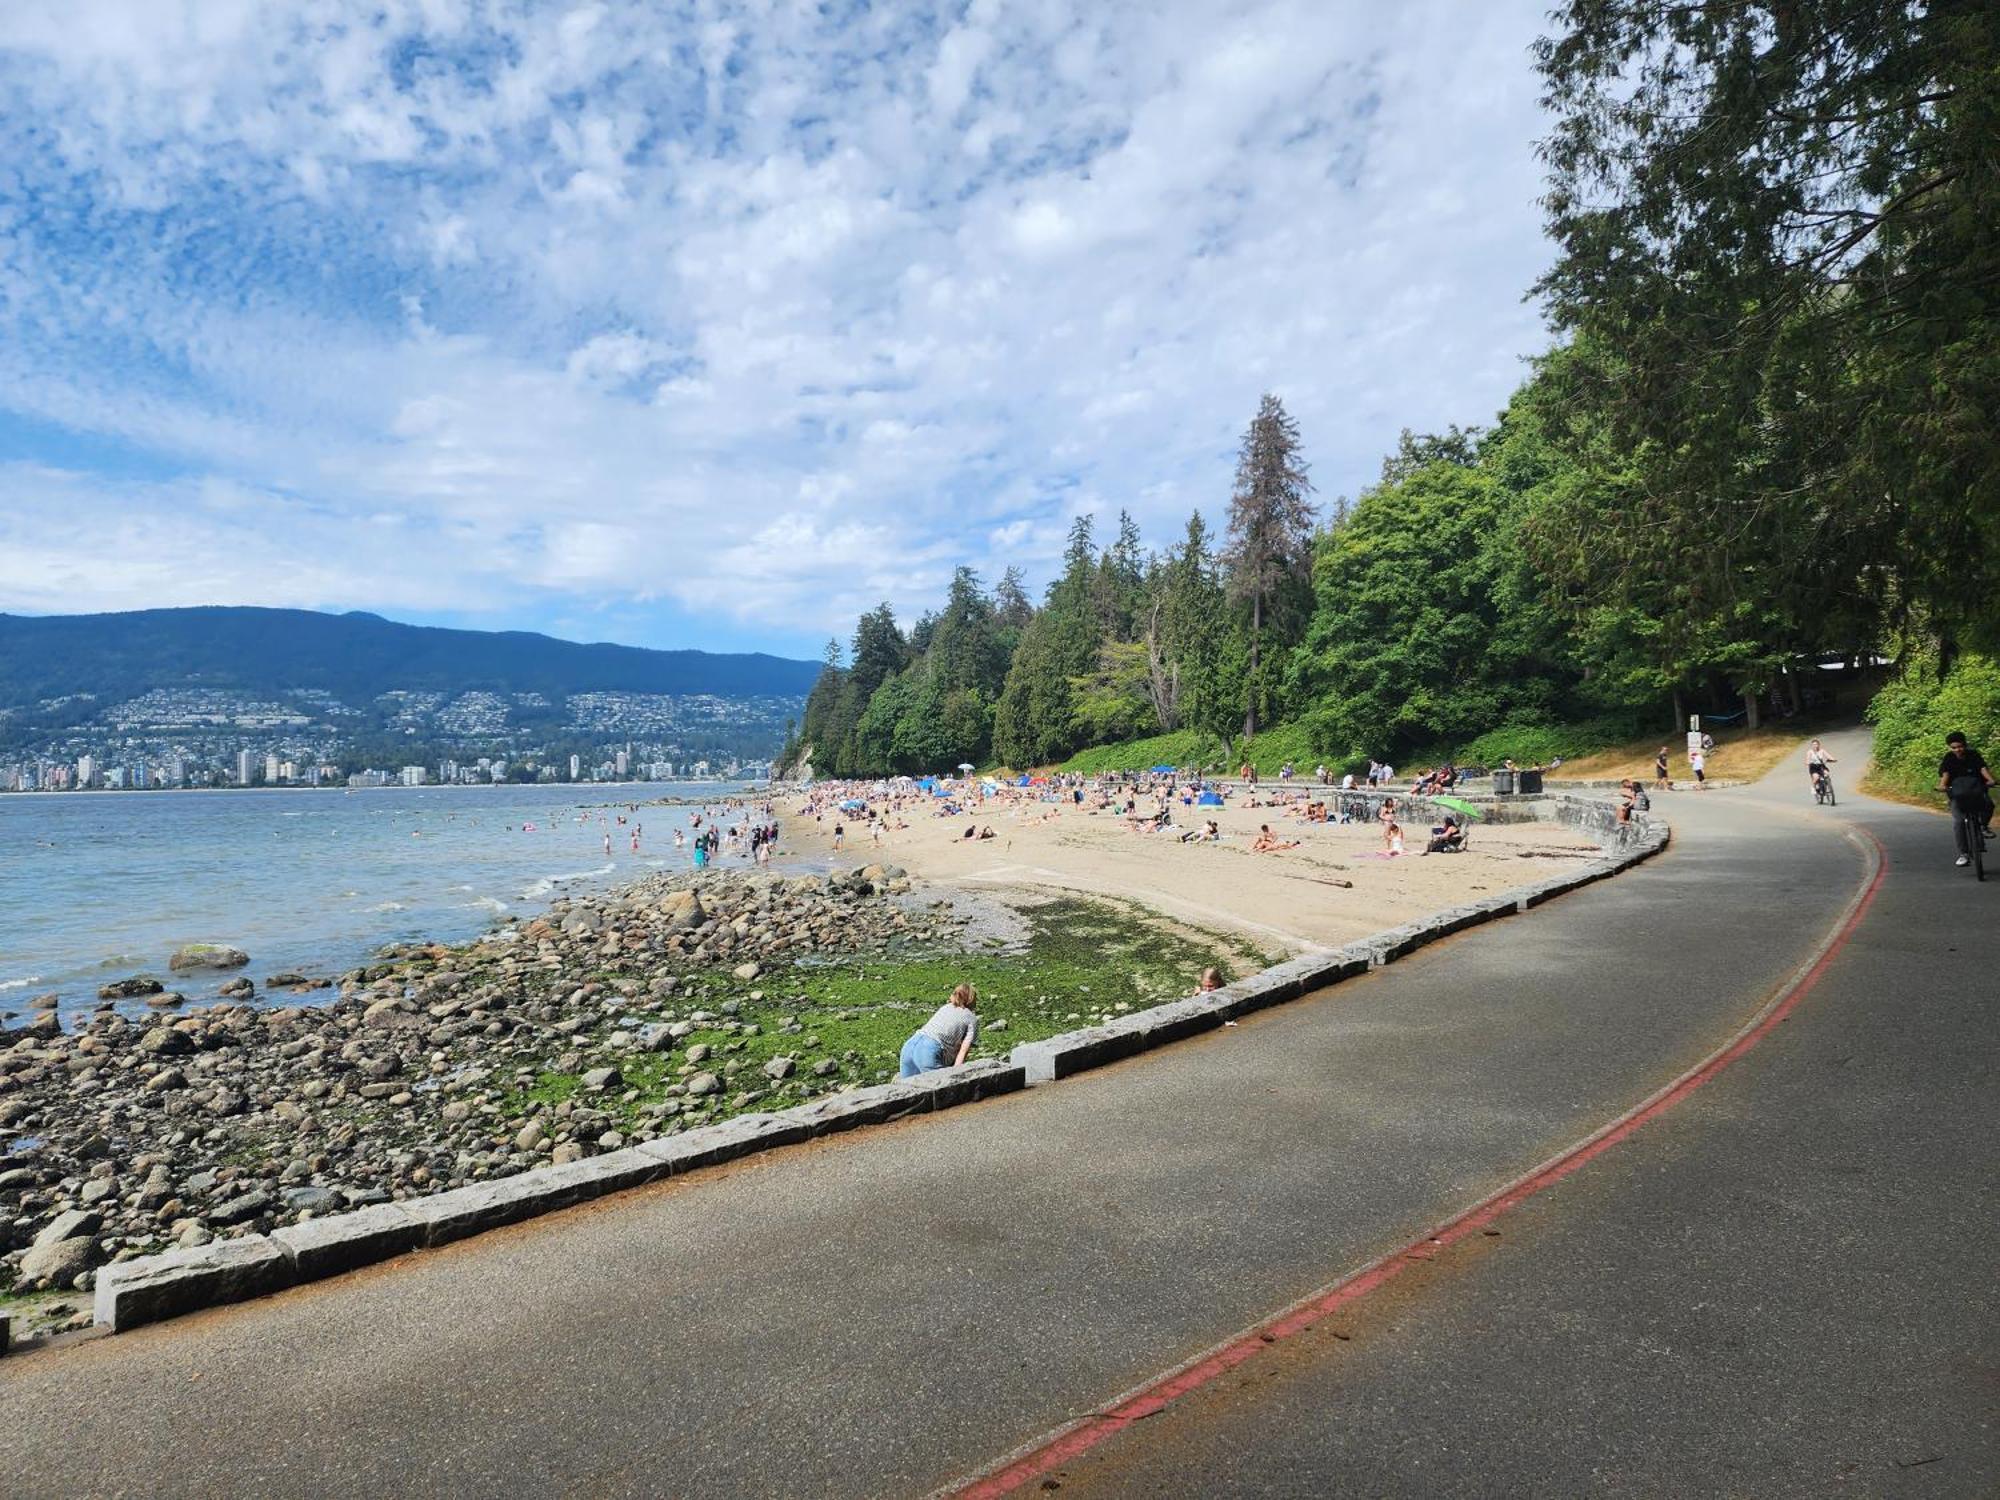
left=0, top=0, right=1556, bottom=662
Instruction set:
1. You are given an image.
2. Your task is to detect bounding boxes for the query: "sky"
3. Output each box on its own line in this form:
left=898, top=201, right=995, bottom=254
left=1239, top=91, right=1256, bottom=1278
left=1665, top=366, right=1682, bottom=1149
left=0, top=0, right=1559, bottom=662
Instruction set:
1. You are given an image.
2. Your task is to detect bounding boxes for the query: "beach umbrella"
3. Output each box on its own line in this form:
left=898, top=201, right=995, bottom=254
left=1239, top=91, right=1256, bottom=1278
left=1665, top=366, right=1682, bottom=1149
left=957, top=762, right=975, bottom=773
left=839, top=798, right=865, bottom=812
left=1430, top=794, right=1484, bottom=821
left=1150, top=764, right=1176, bottom=774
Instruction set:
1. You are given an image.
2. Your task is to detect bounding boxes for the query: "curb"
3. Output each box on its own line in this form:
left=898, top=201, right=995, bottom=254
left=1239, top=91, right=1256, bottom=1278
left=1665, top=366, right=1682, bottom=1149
left=83, top=795, right=1664, bottom=1339
left=92, top=1059, right=1026, bottom=1333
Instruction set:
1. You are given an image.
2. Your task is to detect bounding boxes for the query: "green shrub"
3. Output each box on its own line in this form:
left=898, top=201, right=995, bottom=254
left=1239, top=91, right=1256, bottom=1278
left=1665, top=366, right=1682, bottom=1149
left=1867, top=651, right=2000, bottom=801
left=1059, top=729, right=1227, bottom=775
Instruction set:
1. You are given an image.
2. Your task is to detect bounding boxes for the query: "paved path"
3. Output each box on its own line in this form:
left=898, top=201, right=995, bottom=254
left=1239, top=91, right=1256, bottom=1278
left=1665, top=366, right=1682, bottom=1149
left=3, top=730, right=1991, bottom=1498
left=1030, top=729, right=2000, bottom=1497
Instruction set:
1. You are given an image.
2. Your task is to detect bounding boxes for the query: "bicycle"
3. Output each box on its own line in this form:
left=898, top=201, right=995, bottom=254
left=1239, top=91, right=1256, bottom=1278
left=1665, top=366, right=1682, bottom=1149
left=1812, top=768, right=1836, bottom=806
left=1953, top=794, right=1987, bottom=881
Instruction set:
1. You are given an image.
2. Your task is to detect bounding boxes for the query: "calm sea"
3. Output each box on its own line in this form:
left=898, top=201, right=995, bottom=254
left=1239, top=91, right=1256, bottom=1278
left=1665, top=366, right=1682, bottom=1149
left=0, top=782, right=762, bottom=1024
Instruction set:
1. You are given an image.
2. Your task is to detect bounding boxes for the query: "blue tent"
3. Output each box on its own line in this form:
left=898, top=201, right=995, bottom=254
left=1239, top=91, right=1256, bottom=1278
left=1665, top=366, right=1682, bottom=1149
left=1197, top=790, right=1225, bottom=806
left=932, top=785, right=950, bottom=797
left=916, top=777, right=938, bottom=791
left=1016, top=774, right=1031, bottom=786
left=1150, top=764, right=1176, bottom=773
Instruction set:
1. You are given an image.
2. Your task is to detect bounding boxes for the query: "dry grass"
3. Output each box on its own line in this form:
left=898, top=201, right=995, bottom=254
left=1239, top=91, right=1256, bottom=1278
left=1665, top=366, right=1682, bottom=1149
left=1557, top=724, right=1811, bottom=784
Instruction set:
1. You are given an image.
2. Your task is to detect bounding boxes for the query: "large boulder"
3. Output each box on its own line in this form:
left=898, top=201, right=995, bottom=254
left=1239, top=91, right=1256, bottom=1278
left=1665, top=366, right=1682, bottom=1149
left=168, top=944, right=250, bottom=973
left=20, top=1234, right=97, bottom=1286
left=660, top=890, right=706, bottom=931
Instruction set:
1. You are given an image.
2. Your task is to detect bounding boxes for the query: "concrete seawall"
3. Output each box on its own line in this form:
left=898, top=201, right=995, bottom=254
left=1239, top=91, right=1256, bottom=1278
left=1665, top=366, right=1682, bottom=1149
left=79, top=792, right=1666, bottom=1341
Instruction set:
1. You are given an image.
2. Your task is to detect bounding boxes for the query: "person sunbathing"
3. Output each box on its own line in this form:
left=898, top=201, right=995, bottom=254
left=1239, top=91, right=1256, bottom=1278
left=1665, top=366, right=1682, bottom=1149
left=1250, top=823, right=1299, bottom=853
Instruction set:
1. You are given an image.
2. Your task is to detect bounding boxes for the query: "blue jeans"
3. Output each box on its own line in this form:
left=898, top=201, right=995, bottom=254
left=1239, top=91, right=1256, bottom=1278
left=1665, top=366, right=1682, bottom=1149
left=899, top=1033, right=946, bottom=1077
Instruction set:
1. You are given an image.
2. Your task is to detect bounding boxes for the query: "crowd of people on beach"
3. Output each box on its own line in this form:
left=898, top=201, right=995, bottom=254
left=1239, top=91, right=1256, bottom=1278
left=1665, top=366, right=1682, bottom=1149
left=780, top=754, right=1504, bottom=869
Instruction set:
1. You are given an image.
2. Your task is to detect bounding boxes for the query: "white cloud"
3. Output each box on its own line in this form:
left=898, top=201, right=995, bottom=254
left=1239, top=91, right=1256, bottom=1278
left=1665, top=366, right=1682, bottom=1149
left=0, top=0, right=1558, bottom=648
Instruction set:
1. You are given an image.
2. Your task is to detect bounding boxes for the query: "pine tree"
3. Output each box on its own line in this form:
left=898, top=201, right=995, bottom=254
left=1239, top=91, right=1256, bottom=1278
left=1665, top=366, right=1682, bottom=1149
left=1223, top=394, right=1316, bottom=737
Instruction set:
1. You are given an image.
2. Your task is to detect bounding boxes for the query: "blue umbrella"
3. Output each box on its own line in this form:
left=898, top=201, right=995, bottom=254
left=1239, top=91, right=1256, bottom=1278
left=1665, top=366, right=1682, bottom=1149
left=1150, top=764, right=1176, bottom=774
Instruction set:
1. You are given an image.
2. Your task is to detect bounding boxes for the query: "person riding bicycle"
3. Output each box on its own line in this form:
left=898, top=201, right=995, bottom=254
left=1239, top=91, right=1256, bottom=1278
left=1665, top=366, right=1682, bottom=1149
left=1937, top=731, right=1995, bottom=866
left=1805, top=739, right=1835, bottom=799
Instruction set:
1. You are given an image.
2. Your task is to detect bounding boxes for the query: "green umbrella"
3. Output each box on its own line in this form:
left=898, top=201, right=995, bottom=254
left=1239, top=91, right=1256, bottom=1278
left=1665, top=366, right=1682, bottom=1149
left=1430, top=794, right=1484, bottom=821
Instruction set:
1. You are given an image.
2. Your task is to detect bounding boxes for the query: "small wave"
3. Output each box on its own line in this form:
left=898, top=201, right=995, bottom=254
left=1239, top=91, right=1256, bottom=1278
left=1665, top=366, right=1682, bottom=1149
left=365, top=901, right=410, bottom=913
left=451, top=884, right=474, bottom=892
left=519, top=862, right=616, bottom=900
left=456, top=896, right=510, bottom=915
left=0, top=975, right=41, bottom=991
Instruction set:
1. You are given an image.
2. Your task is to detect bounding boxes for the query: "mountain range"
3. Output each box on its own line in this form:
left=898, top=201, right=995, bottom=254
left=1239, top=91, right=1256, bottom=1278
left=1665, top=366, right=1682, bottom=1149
left=0, top=607, right=822, bottom=711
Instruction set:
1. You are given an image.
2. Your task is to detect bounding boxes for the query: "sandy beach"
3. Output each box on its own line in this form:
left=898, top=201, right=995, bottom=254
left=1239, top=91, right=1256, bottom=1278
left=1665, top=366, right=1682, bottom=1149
left=780, top=784, right=1597, bottom=956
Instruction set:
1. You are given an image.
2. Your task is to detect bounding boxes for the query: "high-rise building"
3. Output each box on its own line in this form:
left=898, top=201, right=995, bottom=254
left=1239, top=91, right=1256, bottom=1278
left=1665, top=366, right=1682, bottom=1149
left=614, top=748, right=629, bottom=777
left=265, top=753, right=282, bottom=785
left=76, top=754, right=97, bottom=788
left=569, top=754, right=582, bottom=782
left=237, top=750, right=255, bottom=785
left=400, top=765, right=426, bottom=786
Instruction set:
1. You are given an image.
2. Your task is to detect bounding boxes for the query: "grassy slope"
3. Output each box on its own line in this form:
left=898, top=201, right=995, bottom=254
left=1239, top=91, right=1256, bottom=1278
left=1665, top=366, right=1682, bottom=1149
left=1056, top=722, right=1317, bottom=778
left=1556, top=723, right=1809, bottom=783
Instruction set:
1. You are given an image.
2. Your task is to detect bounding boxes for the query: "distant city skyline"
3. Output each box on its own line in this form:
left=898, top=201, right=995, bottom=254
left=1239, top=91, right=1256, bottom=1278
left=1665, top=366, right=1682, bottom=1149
left=0, top=2, right=1557, bottom=659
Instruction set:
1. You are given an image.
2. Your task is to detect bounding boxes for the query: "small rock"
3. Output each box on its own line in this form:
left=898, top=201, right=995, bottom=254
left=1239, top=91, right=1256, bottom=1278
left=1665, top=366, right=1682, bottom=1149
left=98, top=976, right=164, bottom=1000
left=282, top=1186, right=343, bottom=1215
left=136, top=1027, right=194, bottom=1057
left=581, top=1066, right=622, bottom=1092
left=686, top=1072, right=721, bottom=1097
left=168, top=944, right=250, bottom=972
left=762, top=1056, right=795, bottom=1081
left=209, top=1189, right=273, bottom=1224
left=515, top=1121, right=547, bottom=1152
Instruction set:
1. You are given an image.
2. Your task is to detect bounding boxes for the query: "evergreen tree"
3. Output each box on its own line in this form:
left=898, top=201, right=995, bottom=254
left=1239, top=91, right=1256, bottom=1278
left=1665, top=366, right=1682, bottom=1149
left=992, top=567, right=1034, bottom=633
left=1536, top=0, right=2000, bottom=658
left=1223, top=394, right=1316, bottom=737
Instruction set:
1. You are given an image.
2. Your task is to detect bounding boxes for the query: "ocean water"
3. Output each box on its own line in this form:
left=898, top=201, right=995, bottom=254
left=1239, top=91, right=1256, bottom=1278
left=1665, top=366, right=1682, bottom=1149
left=0, top=782, right=762, bottom=1024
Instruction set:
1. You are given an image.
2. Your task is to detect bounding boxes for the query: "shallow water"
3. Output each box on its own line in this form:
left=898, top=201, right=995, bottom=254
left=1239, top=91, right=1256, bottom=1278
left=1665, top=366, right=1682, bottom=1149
left=0, top=782, right=763, bottom=1022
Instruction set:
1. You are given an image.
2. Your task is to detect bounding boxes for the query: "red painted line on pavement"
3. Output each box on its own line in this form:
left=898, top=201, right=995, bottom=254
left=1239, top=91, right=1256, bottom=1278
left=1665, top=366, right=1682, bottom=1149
left=948, top=828, right=1888, bottom=1500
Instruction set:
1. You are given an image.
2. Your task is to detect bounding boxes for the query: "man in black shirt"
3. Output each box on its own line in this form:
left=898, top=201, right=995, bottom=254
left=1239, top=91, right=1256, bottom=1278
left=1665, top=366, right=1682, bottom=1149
left=1937, top=731, right=1995, bottom=865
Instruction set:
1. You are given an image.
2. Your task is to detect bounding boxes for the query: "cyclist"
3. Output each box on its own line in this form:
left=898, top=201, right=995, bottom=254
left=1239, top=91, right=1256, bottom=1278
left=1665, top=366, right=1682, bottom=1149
left=1805, top=739, right=1835, bottom=801
left=1937, top=731, right=1995, bottom=866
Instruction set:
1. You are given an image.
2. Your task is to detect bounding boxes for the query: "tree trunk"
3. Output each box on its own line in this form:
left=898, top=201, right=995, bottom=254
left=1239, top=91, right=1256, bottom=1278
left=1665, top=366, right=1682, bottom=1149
left=1243, top=591, right=1262, bottom=740
left=1741, top=687, right=1761, bottom=730
left=1671, top=687, right=1686, bottom=734
left=1785, top=665, right=1802, bottom=714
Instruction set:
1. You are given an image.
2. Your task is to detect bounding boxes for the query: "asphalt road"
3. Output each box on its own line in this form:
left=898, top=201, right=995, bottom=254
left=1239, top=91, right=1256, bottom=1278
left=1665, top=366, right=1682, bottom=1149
left=1035, top=729, right=2000, bottom=1498
left=4, top=729, right=1989, bottom=1498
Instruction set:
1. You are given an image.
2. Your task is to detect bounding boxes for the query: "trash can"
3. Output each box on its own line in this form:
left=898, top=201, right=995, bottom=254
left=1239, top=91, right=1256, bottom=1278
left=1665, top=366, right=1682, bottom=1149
left=1519, top=768, right=1544, bottom=794
left=1492, top=770, right=1516, bottom=795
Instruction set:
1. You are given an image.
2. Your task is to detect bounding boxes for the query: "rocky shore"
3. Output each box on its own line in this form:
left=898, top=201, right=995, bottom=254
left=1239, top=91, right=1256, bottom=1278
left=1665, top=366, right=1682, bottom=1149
left=1, top=863, right=977, bottom=1327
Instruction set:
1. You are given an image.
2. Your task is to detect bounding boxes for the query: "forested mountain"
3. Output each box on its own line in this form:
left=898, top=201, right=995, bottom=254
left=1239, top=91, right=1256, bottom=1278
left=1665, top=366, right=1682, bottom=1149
left=0, top=608, right=821, bottom=710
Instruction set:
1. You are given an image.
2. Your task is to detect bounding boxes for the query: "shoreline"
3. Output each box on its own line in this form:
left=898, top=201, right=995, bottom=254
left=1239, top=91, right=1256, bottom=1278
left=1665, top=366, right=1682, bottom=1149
left=1, top=781, right=1602, bottom=1345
